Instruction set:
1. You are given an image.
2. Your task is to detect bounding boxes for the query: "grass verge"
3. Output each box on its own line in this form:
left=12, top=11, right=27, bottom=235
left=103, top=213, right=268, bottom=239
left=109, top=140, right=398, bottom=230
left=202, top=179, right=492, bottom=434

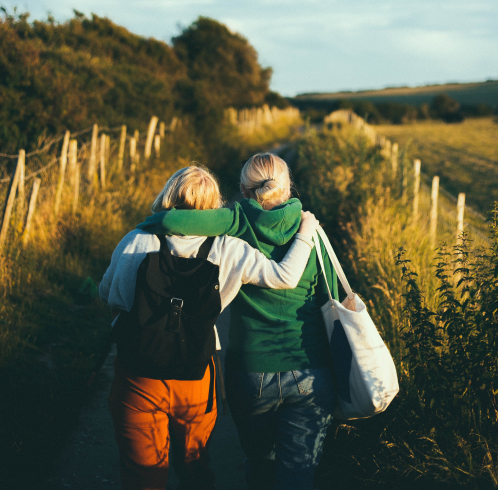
left=293, top=126, right=498, bottom=489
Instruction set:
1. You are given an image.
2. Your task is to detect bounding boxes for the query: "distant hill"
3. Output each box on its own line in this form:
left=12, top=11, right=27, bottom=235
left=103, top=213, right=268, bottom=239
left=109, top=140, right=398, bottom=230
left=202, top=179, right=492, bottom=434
left=294, top=80, right=498, bottom=107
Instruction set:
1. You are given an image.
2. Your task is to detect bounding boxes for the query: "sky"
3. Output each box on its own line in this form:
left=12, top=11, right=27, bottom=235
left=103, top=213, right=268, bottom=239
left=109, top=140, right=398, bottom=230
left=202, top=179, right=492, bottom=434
left=3, top=0, right=498, bottom=97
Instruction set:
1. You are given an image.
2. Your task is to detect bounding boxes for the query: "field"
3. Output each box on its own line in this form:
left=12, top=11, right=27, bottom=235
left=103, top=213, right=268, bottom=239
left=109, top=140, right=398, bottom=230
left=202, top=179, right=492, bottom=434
left=296, top=80, right=498, bottom=107
left=375, top=117, right=498, bottom=215
left=7, top=10, right=497, bottom=490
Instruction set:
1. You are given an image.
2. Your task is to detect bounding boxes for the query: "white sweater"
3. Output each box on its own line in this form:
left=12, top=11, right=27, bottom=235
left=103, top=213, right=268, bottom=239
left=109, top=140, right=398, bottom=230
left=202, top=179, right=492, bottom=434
left=99, top=230, right=314, bottom=348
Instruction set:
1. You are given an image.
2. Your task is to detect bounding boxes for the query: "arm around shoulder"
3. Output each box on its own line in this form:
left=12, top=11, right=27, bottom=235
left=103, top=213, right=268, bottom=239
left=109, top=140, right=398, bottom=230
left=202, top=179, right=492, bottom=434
left=136, top=204, right=244, bottom=237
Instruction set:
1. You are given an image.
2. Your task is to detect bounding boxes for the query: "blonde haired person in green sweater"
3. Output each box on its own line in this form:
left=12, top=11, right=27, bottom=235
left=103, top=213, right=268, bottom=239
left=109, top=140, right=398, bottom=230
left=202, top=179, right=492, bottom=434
left=137, top=153, right=338, bottom=490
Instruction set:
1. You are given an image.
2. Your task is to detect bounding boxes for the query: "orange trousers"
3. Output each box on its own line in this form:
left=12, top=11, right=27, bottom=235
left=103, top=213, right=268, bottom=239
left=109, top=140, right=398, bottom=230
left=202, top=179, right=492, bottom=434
left=108, top=357, right=217, bottom=490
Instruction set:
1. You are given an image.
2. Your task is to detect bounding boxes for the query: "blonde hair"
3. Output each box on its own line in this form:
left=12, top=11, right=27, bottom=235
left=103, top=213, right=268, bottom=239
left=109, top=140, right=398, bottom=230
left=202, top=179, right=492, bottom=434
left=240, top=153, right=292, bottom=209
left=152, top=166, right=222, bottom=212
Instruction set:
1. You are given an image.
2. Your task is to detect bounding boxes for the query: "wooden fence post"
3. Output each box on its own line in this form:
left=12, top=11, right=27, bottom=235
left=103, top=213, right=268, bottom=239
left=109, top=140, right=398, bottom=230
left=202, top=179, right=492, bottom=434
left=100, top=133, right=106, bottom=190
left=170, top=117, right=178, bottom=132
left=117, top=125, right=127, bottom=172
left=87, top=124, right=99, bottom=182
left=385, top=139, right=392, bottom=160
left=0, top=150, right=24, bottom=250
left=72, top=166, right=80, bottom=215
left=130, top=137, right=137, bottom=173
left=413, top=159, right=421, bottom=220
left=401, top=151, right=408, bottom=205
left=392, top=142, right=398, bottom=177
left=457, top=193, right=465, bottom=240
left=430, top=176, right=440, bottom=247
left=17, top=150, right=25, bottom=220
left=145, top=116, right=159, bottom=160
left=22, top=177, right=41, bottom=246
left=68, top=139, right=78, bottom=187
left=106, top=134, right=110, bottom=161
left=154, top=134, right=161, bottom=158
left=54, top=130, right=71, bottom=216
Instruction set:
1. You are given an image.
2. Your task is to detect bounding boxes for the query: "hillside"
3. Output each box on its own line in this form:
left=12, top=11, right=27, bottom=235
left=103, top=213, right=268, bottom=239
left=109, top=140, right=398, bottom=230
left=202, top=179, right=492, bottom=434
left=0, top=12, right=274, bottom=153
left=295, top=80, right=498, bottom=107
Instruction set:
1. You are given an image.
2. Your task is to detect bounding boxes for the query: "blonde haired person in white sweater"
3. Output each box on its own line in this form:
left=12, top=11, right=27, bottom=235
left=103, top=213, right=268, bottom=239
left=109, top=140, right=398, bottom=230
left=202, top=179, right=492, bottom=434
left=99, top=165, right=319, bottom=490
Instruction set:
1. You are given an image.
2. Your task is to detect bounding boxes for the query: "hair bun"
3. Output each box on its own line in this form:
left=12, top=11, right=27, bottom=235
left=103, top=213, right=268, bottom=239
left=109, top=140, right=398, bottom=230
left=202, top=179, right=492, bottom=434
left=255, top=179, right=282, bottom=202
left=240, top=153, right=292, bottom=209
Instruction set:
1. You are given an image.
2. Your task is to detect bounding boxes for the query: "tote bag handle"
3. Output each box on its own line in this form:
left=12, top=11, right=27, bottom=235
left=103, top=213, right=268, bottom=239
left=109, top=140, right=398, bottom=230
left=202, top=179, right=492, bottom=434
left=312, top=227, right=355, bottom=302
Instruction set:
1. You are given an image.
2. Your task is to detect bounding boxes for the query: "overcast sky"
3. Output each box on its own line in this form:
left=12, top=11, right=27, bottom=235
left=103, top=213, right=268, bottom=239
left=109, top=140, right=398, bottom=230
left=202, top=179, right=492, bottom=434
left=3, top=0, right=498, bottom=96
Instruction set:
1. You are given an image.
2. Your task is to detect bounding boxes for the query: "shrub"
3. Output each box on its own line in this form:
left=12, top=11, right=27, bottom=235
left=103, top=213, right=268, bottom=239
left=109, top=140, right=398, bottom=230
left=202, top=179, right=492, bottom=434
left=431, top=94, right=465, bottom=123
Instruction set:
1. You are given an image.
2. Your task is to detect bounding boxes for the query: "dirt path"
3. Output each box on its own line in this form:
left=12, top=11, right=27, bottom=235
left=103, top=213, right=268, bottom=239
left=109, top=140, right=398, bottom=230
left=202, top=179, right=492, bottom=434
left=43, top=308, right=246, bottom=490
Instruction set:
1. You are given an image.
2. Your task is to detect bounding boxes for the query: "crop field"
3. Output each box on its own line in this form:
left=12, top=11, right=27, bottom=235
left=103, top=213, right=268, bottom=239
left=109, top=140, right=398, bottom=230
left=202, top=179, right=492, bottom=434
left=376, top=117, right=498, bottom=215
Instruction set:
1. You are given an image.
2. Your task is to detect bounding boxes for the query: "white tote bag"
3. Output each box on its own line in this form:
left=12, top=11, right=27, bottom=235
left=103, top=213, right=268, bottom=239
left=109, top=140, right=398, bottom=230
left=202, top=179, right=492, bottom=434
left=313, top=227, right=399, bottom=420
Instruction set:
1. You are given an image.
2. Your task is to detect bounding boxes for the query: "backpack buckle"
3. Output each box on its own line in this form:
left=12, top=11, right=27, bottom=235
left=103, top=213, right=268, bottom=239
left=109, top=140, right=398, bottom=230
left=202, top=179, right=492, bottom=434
left=167, top=297, right=183, bottom=332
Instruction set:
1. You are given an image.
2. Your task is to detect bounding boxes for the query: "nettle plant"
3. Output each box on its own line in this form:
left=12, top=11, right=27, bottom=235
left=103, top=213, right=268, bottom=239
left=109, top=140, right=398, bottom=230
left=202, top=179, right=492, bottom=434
left=396, top=204, right=498, bottom=480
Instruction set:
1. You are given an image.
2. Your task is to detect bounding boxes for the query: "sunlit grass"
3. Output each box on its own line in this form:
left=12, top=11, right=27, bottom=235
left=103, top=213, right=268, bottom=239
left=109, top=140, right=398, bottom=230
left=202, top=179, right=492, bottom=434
left=295, top=126, right=498, bottom=489
left=376, top=117, right=498, bottom=215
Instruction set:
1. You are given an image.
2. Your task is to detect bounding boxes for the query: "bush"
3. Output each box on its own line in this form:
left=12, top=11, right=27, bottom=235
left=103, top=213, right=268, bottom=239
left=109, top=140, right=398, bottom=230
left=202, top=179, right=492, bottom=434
left=431, top=94, right=465, bottom=123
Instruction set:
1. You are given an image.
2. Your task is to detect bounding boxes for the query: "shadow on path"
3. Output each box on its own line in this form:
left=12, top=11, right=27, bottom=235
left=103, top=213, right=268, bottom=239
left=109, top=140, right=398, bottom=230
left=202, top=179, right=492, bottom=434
left=43, top=308, right=246, bottom=490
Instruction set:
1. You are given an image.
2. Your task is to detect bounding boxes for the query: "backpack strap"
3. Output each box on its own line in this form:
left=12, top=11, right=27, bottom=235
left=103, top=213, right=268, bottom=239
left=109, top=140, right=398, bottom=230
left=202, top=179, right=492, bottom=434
left=215, top=352, right=228, bottom=415
left=204, top=354, right=228, bottom=415
left=197, top=236, right=215, bottom=260
left=155, top=234, right=214, bottom=261
left=156, top=234, right=168, bottom=250
left=205, top=357, right=216, bottom=414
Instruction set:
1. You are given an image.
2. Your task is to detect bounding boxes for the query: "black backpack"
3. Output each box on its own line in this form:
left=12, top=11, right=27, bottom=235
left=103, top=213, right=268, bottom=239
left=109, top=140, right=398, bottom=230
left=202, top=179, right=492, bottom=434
left=111, top=234, right=221, bottom=381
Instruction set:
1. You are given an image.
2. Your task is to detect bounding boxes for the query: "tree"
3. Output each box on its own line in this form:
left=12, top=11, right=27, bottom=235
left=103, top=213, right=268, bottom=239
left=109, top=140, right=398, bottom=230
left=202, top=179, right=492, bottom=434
left=431, top=94, right=464, bottom=123
left=172, top=17, right=272, bottom=109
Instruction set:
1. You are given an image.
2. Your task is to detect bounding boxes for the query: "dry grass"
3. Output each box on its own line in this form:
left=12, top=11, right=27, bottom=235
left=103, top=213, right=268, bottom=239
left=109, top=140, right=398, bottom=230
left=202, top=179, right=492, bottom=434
left=296, top=80, right=498, bottom=106
left=376, top=117, right=498, bottom=215
left=238, top=117, right=303, bottom=148
left=0, top=113, right=304, bottom=487
left=0, top=125, right=203, bottom=487
left=296, top=126, right=498, bottom=489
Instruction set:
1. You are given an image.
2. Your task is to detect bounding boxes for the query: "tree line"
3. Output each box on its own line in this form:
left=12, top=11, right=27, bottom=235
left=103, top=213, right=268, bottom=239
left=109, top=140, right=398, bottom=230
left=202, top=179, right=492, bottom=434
left=293, top=93, right=497, bottom=125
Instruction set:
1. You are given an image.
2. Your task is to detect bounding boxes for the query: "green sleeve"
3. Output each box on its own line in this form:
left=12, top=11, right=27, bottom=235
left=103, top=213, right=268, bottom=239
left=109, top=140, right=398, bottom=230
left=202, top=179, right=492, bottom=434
left=136, top=202, right=246, bottom=237
left=316, top=236, right=339, bottom=305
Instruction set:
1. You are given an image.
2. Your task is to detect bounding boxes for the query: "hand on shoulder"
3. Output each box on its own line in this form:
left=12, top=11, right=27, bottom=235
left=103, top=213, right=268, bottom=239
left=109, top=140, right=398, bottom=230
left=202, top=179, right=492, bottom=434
left=298, top=211, right=320, bottom=237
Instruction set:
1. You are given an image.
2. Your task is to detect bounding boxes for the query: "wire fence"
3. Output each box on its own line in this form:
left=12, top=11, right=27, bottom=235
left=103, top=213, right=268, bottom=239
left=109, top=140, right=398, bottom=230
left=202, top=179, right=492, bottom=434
left=0, top=106, right=301, bottom=255
left=0, top=116, right=170, bottom=252
left=324, top=109, right=492, bottom=247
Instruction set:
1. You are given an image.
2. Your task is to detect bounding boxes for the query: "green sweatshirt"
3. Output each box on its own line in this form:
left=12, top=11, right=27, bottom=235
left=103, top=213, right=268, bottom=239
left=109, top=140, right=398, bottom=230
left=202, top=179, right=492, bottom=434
left=137, top=198, right=339, bottom=373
